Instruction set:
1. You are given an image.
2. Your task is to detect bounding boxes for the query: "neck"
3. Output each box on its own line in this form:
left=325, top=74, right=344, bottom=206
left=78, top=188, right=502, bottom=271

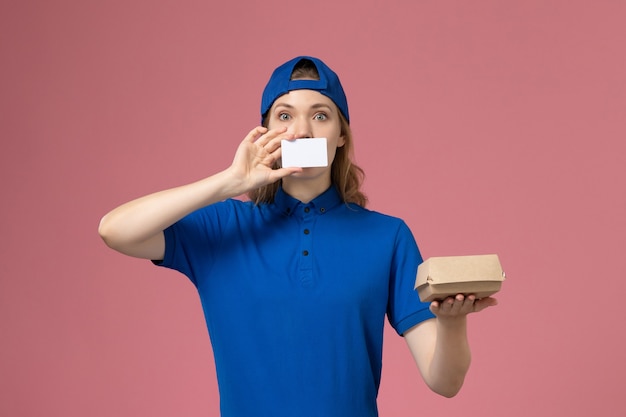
left=282, top=175, right=331, bottom=203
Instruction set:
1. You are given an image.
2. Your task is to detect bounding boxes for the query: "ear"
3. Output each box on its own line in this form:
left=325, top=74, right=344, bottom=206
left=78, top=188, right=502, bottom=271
left=337, top=132, right=346, bottom=148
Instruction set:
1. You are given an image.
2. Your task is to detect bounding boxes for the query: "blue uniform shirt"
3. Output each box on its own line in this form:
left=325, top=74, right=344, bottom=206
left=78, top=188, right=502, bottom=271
left=156, top=185, right=434, bottom=417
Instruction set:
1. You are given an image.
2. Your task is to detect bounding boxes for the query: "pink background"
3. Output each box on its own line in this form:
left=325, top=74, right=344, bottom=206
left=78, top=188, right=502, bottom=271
left=1, top=1, right=624, bottom=416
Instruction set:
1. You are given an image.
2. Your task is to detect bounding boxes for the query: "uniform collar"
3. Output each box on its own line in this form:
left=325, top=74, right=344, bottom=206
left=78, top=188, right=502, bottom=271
left=273, top=185, right=342, bottom=216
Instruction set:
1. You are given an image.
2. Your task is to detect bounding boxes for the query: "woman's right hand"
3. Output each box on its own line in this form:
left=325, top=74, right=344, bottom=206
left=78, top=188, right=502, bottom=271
left=226, top=126, right=302, bottom=193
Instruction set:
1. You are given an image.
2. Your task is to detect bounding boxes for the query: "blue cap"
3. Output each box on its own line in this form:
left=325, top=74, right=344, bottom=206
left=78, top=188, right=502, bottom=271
left=261, top=56, right=349, bottom=124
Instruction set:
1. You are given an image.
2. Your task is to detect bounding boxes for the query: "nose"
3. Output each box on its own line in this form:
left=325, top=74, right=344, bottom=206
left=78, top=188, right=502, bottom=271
left=291, top=117, right=313, bottom=139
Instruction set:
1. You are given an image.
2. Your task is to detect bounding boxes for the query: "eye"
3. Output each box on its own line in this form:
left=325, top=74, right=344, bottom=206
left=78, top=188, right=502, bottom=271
left=314, top=113, right=328, bottom=121
left=278, top=113, right=291, bottom=121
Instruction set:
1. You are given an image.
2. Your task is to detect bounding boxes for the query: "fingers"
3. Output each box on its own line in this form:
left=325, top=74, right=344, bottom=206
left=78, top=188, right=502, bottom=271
left=268, top=166, right=303, bottom=181
left=246, top=126, right=292, bottom=147
left=243, top=126, right=268, bottom=143
left=430, top=295, right=464, bottom=316
left=242, top=127, right=296, bottom=168
left=430, top=294, right=497, bottom=317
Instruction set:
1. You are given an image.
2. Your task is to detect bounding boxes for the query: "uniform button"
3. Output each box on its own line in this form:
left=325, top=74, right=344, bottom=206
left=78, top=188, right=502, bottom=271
left=304, top=207, right=310, bottom=213
left=302, top=250, right=309, bottom=256
left=304, top=229, right=310, bottom=235
left=320, top=207, right=326, bottom=213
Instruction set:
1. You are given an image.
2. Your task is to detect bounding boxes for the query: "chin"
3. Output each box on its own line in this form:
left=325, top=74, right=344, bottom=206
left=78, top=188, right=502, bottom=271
left=286, top=167, right=332, bottom=184
left=294, top=166, right=327, bottom=176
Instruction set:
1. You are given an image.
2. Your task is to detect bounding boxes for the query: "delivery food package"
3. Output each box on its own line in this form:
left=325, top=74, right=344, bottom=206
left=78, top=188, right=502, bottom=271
left=415, top=254, right=505, bottom=302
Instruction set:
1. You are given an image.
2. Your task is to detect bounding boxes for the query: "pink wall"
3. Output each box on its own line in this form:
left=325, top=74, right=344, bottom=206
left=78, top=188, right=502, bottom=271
left=1, top=1, right=624, bottom=416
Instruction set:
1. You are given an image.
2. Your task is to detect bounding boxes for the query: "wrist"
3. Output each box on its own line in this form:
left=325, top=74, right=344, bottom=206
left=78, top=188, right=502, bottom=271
left=213, top=168, right=249, bottom=198
left=436, top=315, right=468, bottom=331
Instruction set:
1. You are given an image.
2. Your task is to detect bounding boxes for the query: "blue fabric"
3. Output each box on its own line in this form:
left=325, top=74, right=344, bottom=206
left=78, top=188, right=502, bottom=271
left=260, top=56, right=350, bottom=123
left=155, top=186, right=434, bottom=417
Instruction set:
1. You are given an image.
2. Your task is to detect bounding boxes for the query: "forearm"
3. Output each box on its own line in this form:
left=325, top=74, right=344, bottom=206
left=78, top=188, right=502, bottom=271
left=99, top=126, right=300, bottom=258
left=98, top=169, right=244, bottom=252
left=426, top=316, right=471, bottom=397
left=406, top=295, right=497, bottom=398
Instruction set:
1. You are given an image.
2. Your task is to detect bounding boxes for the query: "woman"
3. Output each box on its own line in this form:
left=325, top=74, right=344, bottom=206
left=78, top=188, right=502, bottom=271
left=99, top=56, right=497, bottom=417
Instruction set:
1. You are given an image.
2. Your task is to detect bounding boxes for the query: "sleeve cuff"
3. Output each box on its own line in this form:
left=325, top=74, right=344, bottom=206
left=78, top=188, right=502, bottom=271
left=394, top=308, right=436, bottom=336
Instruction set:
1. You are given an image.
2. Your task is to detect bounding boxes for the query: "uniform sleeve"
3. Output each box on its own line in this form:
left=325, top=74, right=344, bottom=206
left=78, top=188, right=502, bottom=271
left=387, top=221, right=435, bottom=335
left=153, top=200, right=234, bottom=287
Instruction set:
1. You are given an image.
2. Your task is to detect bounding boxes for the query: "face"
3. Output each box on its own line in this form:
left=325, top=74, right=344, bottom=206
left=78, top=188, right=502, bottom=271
left=267, top=89, right=345, bottom=179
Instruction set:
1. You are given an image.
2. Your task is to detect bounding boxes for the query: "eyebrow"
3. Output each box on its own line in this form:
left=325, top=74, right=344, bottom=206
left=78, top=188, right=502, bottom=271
left=273, top=103, right=334, bottom=112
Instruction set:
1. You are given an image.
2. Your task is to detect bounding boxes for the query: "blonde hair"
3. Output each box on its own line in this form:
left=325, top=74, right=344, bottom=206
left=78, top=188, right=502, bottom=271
left=248, top=60, right=367, bottom=207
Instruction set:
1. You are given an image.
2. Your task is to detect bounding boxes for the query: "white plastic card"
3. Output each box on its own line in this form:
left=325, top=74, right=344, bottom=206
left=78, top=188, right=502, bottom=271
left=280, top=138, right=328, bottom=168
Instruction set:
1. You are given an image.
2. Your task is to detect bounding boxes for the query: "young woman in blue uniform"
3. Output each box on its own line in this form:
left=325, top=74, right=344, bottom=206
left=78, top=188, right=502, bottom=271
left=99, top=56, right=497, bottom=417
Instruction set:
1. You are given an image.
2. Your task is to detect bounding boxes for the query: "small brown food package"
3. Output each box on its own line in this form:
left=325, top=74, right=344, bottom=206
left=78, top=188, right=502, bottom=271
left=415, top=254, right=505, bottom=302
